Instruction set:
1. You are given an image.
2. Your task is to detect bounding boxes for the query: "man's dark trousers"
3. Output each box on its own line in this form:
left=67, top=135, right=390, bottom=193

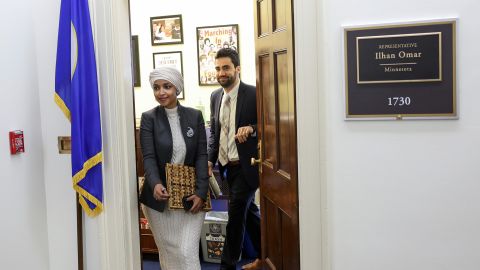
left=220, top=164, right=261, bottom=269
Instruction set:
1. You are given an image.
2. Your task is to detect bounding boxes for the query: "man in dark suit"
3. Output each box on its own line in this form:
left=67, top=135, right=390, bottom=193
left=207, top=48, right=261, bottom=270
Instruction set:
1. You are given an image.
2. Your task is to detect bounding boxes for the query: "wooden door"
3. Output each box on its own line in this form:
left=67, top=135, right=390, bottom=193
left=253, top=0, right=299, bottom=269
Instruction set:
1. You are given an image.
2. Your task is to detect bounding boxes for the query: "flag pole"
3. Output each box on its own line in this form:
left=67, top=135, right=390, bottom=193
left=76, top=193, right=84, bottom=270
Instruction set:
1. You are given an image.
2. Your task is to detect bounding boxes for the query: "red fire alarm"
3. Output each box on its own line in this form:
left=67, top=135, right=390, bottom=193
left=9, top=130, right=25, bottom=154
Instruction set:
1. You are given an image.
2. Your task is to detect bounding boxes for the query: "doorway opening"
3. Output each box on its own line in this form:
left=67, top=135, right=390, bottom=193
left=128, top=1, right=259, bottom=269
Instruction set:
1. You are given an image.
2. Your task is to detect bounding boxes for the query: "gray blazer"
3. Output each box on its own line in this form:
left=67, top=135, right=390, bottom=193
left=140, top=104, right=209, bottom=212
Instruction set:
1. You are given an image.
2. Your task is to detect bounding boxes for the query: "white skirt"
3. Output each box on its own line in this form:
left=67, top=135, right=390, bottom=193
left=142, top=204, right=206, bottom=270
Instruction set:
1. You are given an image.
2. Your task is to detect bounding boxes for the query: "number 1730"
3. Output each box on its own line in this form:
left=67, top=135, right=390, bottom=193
left=387, top=96, right=411, bottom=106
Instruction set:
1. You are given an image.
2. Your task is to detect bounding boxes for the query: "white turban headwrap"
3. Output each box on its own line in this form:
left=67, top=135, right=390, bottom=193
left=149, top=67, right=184, bottom=96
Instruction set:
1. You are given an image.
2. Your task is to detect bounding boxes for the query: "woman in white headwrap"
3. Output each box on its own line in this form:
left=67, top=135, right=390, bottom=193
left=139, top=67, right=209, bottom=270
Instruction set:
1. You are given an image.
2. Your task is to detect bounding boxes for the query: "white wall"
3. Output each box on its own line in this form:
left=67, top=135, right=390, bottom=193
left=32, top=0, right=80, bottom=268
left=130, top=0, right=256, bottom=121
left=315, top=1, right=480, bottom=269
left=0, top=1, right=51, bottom=269
left=1, top=0, right=140, bottom=269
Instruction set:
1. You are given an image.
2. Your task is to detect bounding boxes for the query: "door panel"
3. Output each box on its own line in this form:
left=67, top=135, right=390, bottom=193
left=273, top=0, right=287, bottom=30
left=264, top=198, right=283, bottom=269
left=275, top=51, right=292, bottom=176
left=258, top=0, right=269, bottom=36
left=260, top=54, right=277, bottom=168
left=254, top=0, right=299, bottom=269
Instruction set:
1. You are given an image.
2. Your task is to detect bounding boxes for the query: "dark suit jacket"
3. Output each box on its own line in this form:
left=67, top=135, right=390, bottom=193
left=208, top=81, right=259, bottom=189
left=140, top=104, right=209, bottom=212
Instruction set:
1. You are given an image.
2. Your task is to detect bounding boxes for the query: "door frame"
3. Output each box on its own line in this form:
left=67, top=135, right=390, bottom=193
left=91, top=0, right=326, bottom=269
left=291, top=1, right=327, bottom=269
left=85, top=0, right=141, bottom=269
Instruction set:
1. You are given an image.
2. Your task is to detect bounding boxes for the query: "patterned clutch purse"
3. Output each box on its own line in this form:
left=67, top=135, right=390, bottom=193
left=165, top=163, right=212, bottom=211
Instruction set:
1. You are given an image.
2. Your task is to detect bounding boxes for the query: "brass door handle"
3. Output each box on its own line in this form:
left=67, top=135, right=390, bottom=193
left=251, top=157, right=261, bottom=166
left=250, top=140, right=262, bottom=173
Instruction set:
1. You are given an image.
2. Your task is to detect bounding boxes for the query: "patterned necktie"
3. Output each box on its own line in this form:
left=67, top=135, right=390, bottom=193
left=218, top=95, right=231, bottom=166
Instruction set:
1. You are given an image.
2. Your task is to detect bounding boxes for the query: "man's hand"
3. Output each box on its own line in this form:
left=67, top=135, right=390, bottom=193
left=235, top=125, right=254, bottom=143
left=187, top=194, right=205, bottom=214
left=153, top=183, right=170, bottom=201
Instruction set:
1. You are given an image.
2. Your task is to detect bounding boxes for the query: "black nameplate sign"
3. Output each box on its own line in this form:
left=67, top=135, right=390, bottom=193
left=344, top=21, right=456, bottom=119
left=357, top=32, right=441, bottom=83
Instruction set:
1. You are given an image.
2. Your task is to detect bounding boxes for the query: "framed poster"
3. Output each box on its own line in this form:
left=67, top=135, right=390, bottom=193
left=196, top=24, right=239, bottom=86
left=131, top=35, right=141, bottom=87
left=150, top=15, right=183, bottom=46
left=344, top=20, right=456, bottom=120
left=153, top=51, right=184, bottom=100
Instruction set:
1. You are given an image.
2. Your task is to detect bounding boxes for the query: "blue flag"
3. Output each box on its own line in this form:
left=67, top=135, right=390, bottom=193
left=55, top=0, right=103, bottom=217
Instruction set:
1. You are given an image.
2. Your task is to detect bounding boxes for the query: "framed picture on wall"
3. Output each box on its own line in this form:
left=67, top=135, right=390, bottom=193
left=150, top=15, right=183, bottom=46
left=153, top=51, right=184, bottom=100
left=196, top=24, right=239, bottom=86
left=131, top=35, right=141, bottom=87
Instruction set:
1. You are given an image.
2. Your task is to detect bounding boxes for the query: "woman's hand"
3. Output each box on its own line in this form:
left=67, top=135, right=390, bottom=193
left=153, top=184, right=170, bottom=201
left=208, top=161, right=213, bottom=176
left=187, top=194, right=205, bottom=214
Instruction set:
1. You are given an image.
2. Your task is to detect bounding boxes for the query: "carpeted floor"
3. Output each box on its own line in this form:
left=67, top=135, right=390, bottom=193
left=142, top=253, right=255, bottom=270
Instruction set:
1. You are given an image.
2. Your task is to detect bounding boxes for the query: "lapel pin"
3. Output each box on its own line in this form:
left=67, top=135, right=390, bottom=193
left=186, top=127, right=194, bottom=137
